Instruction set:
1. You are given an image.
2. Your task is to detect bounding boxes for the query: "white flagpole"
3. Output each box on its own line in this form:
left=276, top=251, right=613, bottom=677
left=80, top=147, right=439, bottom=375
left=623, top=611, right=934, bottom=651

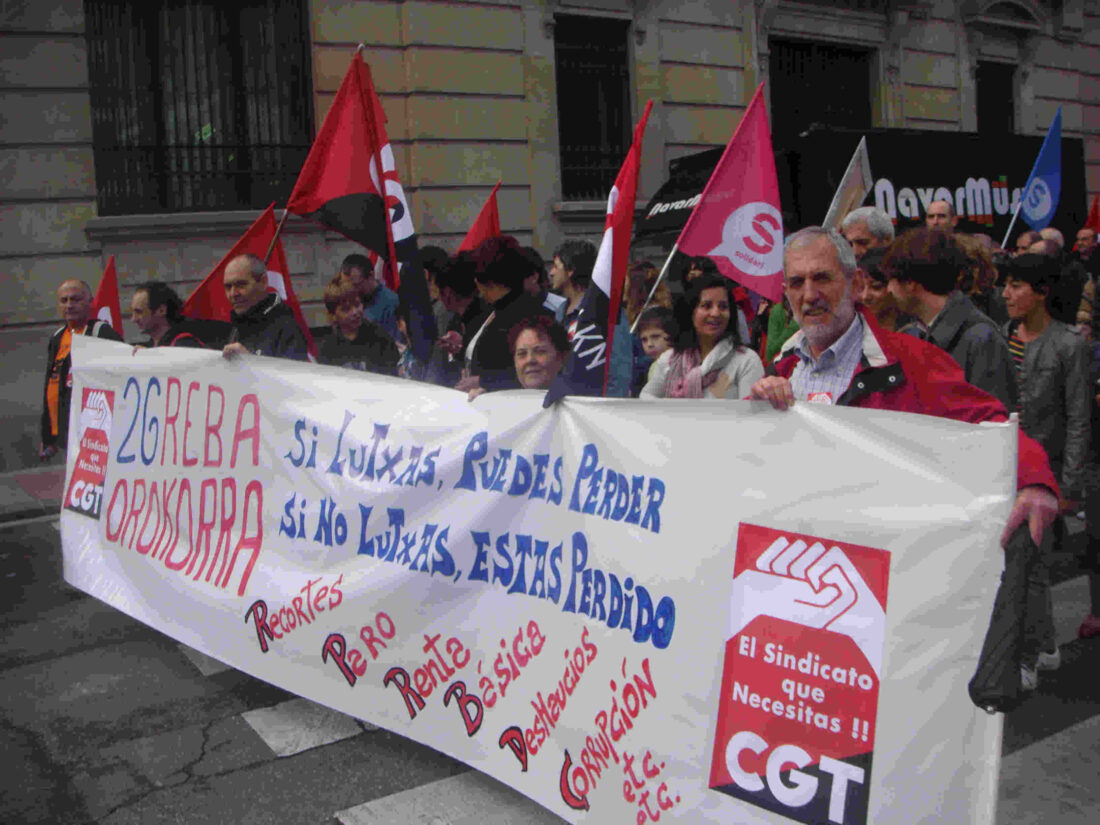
left=629, top=242, right=678, bottom=334
left=1001, top=198, right=1025, bottom=251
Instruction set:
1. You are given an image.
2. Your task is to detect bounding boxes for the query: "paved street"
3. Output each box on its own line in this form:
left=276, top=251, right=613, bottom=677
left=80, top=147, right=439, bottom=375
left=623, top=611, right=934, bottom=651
left=1, top=480, right=1098, bottom=824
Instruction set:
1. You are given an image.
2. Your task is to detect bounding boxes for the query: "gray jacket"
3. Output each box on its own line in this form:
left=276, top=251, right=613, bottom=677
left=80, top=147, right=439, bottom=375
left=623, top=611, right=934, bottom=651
left=1003, top=318, right=1092, bottom=494
left=926, top=291, right=1018, bottom=410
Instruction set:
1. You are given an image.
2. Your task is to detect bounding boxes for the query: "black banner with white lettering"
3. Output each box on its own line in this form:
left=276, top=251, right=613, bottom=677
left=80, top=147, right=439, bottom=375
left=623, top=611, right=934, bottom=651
left=638, top=128, right=1085, bottom=246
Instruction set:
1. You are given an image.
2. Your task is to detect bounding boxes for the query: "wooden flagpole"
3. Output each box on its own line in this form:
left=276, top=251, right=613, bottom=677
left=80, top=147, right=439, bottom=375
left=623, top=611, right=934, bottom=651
left=263, top=208, right=292, bottom=264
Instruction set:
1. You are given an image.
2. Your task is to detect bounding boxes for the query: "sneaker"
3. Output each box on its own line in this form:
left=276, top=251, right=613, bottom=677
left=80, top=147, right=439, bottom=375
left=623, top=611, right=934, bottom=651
left=1079, top=613, right=1100, bottom=639
left=1020, top=664, right=1039, bottom=692
left=1036, top=648, right=1061, bottom=671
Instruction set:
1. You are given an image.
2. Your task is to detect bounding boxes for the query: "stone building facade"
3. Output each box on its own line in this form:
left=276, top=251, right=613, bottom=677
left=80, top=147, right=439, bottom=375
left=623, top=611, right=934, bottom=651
left=2, top=0, right=1098, bottom=337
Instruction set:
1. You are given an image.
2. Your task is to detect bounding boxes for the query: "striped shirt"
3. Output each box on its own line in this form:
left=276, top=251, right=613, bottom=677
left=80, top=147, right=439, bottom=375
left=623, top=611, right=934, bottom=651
left=789, top=315, right=866, bottom=404
left=1007, top=332, right=1026, bottom=413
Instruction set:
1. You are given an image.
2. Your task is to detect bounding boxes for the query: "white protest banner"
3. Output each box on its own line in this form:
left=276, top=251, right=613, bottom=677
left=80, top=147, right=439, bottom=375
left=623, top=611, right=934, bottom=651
left=63, top=336, right=1013, bottom=825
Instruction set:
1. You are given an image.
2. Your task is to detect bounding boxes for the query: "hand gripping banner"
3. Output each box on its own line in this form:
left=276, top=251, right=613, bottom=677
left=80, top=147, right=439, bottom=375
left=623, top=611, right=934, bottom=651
left=63, top=336, right=1016, bottom=824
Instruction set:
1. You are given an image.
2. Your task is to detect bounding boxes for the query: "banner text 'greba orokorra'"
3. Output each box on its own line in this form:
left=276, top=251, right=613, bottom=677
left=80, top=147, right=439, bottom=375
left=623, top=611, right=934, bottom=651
left=96, top=371, right=677, bottom=652
left=64, top=337, right=1014, bottom=824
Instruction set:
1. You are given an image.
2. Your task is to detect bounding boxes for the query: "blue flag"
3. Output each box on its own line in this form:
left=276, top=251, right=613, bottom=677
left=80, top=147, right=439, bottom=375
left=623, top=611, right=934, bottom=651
left=1019, top=108, right=1062, bottom=231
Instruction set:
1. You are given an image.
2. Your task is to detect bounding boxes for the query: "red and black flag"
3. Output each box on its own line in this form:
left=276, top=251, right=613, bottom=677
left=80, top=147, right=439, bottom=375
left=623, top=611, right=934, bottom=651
left=285, top=51, right=416, bottom=290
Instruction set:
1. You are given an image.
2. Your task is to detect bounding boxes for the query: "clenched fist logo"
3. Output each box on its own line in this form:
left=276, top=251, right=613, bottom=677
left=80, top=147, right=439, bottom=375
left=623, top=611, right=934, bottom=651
left=79, top=390, right=112, bottom=437
left=730, top=535, right=887, bottom=674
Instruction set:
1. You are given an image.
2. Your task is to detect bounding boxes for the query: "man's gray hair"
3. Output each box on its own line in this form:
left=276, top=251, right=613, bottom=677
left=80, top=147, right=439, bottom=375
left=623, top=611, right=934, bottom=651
left=229, top=253, right=267, bottom=280
left=1039, top=227, right=1064, bottom=248
left=784, top=227, right=858, bottom=279
left=841, top=206, right=895, bottom=243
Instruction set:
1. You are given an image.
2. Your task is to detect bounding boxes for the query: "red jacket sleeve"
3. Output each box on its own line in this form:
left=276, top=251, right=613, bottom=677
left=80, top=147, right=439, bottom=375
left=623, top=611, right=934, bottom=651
left=904, top=336, right=1059, bottom=496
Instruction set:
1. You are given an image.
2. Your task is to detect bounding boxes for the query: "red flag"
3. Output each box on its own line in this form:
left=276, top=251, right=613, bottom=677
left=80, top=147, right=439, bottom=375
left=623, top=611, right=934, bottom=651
left=677, top=84, right=784, bottom=303
left=1086, top=194, right=1100, bottom=234
left=285, top=51, right=415, bottom=289
left=543, top=101, right=652, bottom=404
left=183, top=204, right=317, bottom=359
left=594, top=100, right=653, bottom=392
left=90, top=255, right=123, bottom=336
left=458, top=182, right=502, bottom=252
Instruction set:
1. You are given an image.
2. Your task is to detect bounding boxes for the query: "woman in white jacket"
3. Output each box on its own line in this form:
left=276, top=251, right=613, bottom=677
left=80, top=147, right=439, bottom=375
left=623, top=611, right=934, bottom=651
left=640, top=273, right=764, bottom=399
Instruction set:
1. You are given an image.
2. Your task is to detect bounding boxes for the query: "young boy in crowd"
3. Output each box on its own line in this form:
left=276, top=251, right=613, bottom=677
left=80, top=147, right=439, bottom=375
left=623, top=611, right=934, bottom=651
left=633, top=306, right=678, bottom=394
left=317, top=278, right=399, bottom=376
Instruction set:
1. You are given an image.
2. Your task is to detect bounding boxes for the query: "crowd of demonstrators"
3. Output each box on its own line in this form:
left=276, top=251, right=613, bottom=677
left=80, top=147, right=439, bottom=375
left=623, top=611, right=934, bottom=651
left=37, top=204, right=1100, bottom=664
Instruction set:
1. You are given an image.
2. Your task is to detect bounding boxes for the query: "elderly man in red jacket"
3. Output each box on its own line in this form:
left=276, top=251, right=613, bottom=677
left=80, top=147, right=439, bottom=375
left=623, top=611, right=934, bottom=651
left=751, top=226, right=1057, bottom=541
left=750, top=227, right=1061, bottom=691
left=750, top=227, right=1061, bottom=693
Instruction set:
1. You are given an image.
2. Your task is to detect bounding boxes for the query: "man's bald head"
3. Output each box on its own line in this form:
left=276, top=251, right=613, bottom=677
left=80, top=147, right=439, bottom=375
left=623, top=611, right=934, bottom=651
left=224, top=254, right=269, bottom=315
left=1039, top=227, right=1064, bottom=249
left=1028, top=238, right=1061, bottom=258
left=56, top=279, right=93, bottom=328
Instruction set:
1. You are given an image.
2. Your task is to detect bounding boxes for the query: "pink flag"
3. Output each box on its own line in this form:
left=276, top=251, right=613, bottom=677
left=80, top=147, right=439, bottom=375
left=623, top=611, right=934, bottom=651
left=458, top=182, right=502, bottom=252
left=677, top=84, right=784, bottom=302
left=90, top=255, right=123, bottom=336
left=183, top=204, right=317, bottom=359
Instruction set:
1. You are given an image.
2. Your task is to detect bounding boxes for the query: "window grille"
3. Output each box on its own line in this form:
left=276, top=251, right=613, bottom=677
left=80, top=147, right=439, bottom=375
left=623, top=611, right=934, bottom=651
left=554, top=15, right=632, bottom=201
left=85, top=0, right=313, bottom=215
left=768, top=39, right=873, bottom=148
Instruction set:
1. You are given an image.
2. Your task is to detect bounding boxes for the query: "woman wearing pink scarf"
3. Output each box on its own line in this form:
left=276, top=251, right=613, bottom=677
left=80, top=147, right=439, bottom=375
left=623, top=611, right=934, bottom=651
left=640, top=274, right=764, bottom=399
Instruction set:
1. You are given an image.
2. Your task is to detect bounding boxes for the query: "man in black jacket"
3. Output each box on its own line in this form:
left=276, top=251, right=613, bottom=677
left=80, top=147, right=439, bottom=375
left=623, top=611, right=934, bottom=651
left=222, top=254, right=308, bottom=361
left=40, top=279, right=123, bottom=459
